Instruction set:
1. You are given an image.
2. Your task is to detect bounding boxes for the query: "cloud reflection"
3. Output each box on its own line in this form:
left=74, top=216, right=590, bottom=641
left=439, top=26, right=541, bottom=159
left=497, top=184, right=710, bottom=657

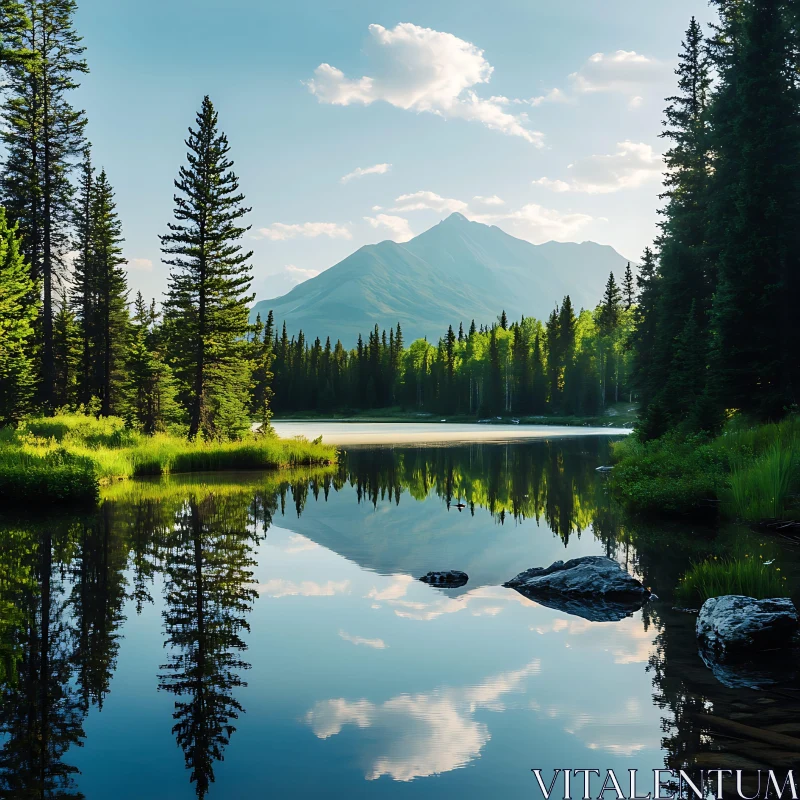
left=255, top=578, right=351, bottom=597
left=306, top=660, right=540, bottom=781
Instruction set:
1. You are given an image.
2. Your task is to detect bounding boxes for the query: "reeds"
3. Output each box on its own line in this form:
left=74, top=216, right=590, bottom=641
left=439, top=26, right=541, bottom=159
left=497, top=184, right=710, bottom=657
left=725, top=439, right=797, bottom=521
left=675, top=555, right=789, bottom=605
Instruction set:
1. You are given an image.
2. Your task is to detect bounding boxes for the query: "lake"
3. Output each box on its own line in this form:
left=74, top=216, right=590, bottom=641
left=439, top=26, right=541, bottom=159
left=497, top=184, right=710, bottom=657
left=1, top=433, right=799, bottom=799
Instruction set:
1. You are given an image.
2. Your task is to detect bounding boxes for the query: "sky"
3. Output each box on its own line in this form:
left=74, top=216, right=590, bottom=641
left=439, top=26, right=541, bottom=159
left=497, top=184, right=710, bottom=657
left=74, top=0, right=715, bottom=304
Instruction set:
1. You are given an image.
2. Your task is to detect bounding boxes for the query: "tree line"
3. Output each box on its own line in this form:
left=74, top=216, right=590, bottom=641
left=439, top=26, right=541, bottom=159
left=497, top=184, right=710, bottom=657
left=631, top=2, right=800, bottom=438
left=267, top=267, right=637, bottom=417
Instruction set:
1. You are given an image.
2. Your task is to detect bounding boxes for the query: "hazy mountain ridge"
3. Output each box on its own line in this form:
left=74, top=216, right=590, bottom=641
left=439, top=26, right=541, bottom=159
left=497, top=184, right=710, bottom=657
left=251, top=213, right=631, bottom=345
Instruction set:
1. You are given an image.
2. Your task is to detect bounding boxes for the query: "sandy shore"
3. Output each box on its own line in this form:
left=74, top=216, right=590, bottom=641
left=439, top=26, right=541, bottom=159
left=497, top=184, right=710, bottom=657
left=269, top=421, right=632, bottom=446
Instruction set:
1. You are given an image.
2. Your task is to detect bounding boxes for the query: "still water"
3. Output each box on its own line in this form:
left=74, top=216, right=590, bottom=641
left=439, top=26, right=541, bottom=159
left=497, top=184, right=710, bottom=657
left=1, top=437, right=798, bottom=799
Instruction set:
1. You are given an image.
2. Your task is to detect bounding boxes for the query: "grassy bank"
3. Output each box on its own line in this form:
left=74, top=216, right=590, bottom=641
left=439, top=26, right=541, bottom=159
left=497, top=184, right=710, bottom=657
left=611, top=416, right=799, bottom=521
left=0, top=413, right=337, bottom=505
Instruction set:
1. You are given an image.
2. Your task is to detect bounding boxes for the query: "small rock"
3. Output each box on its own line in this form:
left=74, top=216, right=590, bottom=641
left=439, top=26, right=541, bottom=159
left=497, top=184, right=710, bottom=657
left=595, top=465, right=614, bottom=473
left=696, top=595, right=798, bottom=658
left=419, top=570, right=468, bottom=588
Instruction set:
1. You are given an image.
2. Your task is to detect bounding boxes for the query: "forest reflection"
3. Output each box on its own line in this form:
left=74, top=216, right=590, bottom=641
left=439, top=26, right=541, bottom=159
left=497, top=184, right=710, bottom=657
left=0, top=440, right=788, bottom=797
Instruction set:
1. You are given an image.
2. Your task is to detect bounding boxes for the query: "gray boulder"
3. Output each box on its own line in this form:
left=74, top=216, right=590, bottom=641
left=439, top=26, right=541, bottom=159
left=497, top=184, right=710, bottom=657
left=419, top=570, right=468, bottom=588
left=696, top=595, right=798, bottom=658
left=504, top=556, right=650, bottom=622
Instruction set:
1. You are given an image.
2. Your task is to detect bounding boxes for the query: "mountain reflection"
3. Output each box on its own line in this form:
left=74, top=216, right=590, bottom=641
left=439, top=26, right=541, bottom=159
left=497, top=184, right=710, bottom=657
left=1, top=440, right=794, bottom=797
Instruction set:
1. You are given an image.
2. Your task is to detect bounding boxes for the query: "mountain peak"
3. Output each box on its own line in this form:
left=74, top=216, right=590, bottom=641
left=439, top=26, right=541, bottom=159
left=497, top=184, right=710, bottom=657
left=251, top=215, right=632, bottom=346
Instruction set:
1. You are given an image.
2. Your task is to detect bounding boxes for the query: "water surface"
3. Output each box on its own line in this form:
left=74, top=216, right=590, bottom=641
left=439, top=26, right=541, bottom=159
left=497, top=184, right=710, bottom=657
left=1, top=438, right=798, bottom=799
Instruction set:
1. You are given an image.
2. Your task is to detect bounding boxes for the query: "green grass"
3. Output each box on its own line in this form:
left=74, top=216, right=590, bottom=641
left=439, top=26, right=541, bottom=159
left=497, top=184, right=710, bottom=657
left=611, top=416, right=800, bottom=521
left=610, top=432, right=727, bottom=515
left=675, top=555, right=790, bottom=605
left=0, top=413, right=337, bottom=505
left=725, top=439, right=798, bottom=522
left=0, top=446, right=98, bottom=504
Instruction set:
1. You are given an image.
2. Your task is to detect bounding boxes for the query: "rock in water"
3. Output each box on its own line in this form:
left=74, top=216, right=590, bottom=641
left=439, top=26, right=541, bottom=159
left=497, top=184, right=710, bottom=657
left=696, top=595, right=798, bottom=658
left=504, top=556, right=650, bottom=622
left=419, top=570, right=469, bottom=588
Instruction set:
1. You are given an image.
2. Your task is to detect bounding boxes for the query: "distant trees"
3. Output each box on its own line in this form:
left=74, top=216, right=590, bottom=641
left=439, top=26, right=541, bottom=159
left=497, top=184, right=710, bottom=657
left=161, top=96, right=254, bottom=440
left=262, top=273, right=634, bottom=419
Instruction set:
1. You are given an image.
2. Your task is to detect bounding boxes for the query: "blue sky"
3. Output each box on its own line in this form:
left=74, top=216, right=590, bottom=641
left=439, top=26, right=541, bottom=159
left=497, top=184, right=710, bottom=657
left=75, top=0, right=713, bottom=304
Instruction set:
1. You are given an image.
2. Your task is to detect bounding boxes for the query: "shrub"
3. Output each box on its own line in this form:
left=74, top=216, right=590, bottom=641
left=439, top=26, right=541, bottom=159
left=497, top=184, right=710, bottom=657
left=610, top=433, right=727, bottom=515
left=675, top=556, right=789, bottom=605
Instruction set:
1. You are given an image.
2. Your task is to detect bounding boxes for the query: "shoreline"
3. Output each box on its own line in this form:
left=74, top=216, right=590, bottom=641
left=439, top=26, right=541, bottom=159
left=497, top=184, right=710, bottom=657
left=271, top=421, right=632, bottom=446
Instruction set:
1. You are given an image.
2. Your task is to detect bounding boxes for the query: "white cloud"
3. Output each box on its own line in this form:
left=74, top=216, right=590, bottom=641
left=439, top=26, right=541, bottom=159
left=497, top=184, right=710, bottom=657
left=473, top=194, right=505, bottom=206
left=282, top=533, right=321, bottom=553
left=479, top=203, right=595, bottom=242
left=341, top=162, right=392, bottom=184
left=306, top=23, right=544, bottom=146
left=364, top=213, right=414, bottom=242
left=569, top=50, right=665, bottom=98
left=129, top=257, right=153, bottom=272
left=391, top=190, right=467, bottom=214
left=255, top=579, right=351, bottom=598
left=281, top=264, right=321, bottom=285
left=534, top=141, right=663, bottom=195
left=306, top=659, right=540, bottom=781
left=527, top=87, right=572, bottom=107
left=533, top=177, right=571, bottom=193
left=256, top=222, right=352, bottom=241
left=339, top=630, right=388, bottom=649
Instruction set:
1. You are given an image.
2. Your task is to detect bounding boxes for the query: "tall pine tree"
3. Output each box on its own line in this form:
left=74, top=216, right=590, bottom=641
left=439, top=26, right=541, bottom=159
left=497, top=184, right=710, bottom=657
left=1, top=0, right=88, bottom=409
left=90, top=169, right=129, bottom=416
left=162, top=96, right=254, bottom=439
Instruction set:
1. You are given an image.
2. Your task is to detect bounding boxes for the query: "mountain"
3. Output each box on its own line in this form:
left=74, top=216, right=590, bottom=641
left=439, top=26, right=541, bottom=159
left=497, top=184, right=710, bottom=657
left=250, top=213, right=631, bottom=345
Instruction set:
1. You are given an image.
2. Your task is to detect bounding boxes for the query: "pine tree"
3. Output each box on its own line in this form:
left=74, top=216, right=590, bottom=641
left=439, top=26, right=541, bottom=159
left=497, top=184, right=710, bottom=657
left=707, top=0, right=800, bottom=418
left=0, top=0, right=30, bottom=70
left=123, top=292, right=179, bottom=432
left=545, top=307, right=560, bottom=406
left=250, top=310, right=275, bottom=429
left=557, top=296, right=577, bottom=413
left=622, top=263, right=635, bottom=310
left=52, top=290, right=79, bottom=408
left=597, top=273, right=622, bottom=407
left=162, top=96, right=255, bottom=439
left=499, top=310, right=508, bottom=330
left=1, top=0, right=88, bottom=409
left=0, top=207, right=37, bottom=423
left=71, top=146, right=95, bottom=404
left=631, top=247, right=661, bottom=414
left=646, top=16, right=713, bottom=426
left=469, top=319, right=476, bottom=337
left=530, top=331, right=547, bottom=414
left=91, top=169, right=129, bottom=416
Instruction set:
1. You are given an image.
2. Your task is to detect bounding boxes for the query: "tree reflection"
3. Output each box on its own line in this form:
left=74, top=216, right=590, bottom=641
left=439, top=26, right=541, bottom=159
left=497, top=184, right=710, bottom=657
left=157, top=493, right=258, bottom=799
left=338, top=440, right=614, bottom=542
left=0, top=525, right=87, bottom=799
